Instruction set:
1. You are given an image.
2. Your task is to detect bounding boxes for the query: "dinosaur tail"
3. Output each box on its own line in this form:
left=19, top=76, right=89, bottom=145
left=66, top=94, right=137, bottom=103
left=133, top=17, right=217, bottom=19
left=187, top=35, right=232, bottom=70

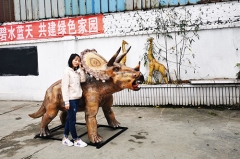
left=29, top=98, right=46, bottom=118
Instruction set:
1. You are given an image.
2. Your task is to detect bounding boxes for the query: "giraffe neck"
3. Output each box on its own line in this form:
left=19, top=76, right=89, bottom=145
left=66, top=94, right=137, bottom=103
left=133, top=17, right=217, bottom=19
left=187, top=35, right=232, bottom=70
left=148, top=41, right=154, bottom=61
left=120, top=41, right=127, bottom=64
left=122, top=43, right=126, bottom=53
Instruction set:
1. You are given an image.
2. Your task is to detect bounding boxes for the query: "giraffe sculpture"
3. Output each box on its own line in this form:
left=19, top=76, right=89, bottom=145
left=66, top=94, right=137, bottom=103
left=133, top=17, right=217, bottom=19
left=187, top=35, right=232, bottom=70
left=120, top=40, right=129, bottom=65
left=147, top=37, right=168, bottom=84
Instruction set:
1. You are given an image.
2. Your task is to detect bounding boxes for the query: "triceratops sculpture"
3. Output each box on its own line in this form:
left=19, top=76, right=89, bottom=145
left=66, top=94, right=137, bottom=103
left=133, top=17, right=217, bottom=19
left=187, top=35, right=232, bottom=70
left=29, top=47, right=144, bottom=143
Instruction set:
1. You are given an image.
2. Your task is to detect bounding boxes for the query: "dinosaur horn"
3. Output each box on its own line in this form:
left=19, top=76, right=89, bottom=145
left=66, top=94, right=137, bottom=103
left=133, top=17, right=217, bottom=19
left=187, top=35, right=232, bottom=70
left=107, top=47, right=121, bottom=67
left=134, top=61, right=140, bottom=71
left=115, top=46, right=131, bottom=63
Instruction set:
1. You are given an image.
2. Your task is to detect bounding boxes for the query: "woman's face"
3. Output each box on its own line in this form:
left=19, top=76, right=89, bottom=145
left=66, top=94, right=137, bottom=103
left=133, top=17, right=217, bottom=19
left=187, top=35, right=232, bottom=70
left=72, top=56, right=81, bottom=68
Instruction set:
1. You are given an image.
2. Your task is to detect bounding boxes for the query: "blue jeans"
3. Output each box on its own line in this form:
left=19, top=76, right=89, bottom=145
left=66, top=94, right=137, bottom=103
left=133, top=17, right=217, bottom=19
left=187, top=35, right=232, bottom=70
left=64, top=99, right=79, bottom=140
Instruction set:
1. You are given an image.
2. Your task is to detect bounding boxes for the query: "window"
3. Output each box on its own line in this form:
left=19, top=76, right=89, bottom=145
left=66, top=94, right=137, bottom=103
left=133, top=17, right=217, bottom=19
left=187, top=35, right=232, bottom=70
left=0, top=46, right=39, bottom=76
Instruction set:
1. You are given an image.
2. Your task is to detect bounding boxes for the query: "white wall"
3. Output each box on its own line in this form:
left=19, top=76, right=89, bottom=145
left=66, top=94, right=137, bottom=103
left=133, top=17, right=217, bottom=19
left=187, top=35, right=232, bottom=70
left=0, top=2, right=239, bottom=101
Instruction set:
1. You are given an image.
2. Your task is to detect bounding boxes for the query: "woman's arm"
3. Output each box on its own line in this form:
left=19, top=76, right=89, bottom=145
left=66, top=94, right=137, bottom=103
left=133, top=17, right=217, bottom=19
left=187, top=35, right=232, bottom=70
left=61, top=69, right=70, bottom=106
left=79, top=67, right=86, bottom=83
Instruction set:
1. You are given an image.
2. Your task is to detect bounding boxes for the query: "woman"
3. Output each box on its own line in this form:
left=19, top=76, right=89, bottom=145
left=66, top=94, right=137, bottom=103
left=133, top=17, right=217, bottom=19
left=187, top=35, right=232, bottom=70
left=61, top=53, right=87, bottom=147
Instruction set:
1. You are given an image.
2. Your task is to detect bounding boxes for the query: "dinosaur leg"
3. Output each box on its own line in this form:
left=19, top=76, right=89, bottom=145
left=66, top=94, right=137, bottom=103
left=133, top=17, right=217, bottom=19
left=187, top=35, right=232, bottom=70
left=39, top=105, right=59, bottom=136
left=59, top=111, right=67, bottom=125
left=102, top=96, right=120, bottom=127
left=85, top=102, right=102, bottom=143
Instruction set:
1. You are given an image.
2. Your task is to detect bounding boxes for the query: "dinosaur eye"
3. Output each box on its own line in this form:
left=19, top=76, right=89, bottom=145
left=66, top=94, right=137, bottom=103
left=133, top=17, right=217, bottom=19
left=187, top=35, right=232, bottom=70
left=113, top=67, right=120, bottom=72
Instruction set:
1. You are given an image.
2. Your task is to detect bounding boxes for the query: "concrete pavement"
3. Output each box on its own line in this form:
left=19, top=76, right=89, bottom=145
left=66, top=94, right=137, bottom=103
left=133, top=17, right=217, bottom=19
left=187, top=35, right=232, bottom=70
left=0, top=100, right=239, bottom=159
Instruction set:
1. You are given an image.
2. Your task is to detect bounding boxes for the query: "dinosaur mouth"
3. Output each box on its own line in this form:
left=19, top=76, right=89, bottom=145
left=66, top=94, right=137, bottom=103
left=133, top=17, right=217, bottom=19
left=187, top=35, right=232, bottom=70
left=132, top=81, right=140, bottom=90
left=132, top=73, right=144, bottom=91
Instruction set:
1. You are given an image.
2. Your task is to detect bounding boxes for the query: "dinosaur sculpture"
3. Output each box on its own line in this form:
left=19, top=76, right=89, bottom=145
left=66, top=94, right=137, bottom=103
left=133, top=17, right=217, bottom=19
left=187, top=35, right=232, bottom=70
left=146, top=37, right=168, bottom=84
left=119, top=40, right=129, bottom=65
left=29, top=47, right=144, bottom=143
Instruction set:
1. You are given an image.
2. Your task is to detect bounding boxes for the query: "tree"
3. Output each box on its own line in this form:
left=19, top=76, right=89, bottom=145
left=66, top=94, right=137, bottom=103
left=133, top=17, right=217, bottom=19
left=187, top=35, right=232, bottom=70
left=139, top=7, right=202, bottom=84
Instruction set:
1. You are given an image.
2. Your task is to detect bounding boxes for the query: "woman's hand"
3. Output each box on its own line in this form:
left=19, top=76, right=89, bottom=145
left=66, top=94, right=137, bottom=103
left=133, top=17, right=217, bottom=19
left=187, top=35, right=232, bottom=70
left=65, top=104, right=70, bottom=110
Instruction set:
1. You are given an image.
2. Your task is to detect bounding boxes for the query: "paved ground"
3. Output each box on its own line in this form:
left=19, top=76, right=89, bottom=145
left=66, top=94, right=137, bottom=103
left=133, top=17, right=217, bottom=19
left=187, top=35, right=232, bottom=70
left=0, top=100, right=239, bottom=159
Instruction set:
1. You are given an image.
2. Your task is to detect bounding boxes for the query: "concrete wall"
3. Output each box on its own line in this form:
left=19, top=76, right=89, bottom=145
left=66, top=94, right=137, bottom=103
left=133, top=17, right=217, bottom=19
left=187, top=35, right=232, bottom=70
left=0, top=2, right=239, bottom=101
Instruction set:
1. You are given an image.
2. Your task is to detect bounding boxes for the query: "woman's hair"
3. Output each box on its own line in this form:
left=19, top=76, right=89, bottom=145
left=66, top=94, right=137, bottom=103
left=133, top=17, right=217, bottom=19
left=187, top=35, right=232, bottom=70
left=68, top=53, right=80, bottom=69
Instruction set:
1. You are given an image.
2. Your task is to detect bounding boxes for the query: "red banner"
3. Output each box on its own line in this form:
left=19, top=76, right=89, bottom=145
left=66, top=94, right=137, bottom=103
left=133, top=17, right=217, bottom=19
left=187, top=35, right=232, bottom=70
left=0, top=14, right=104, bottom=42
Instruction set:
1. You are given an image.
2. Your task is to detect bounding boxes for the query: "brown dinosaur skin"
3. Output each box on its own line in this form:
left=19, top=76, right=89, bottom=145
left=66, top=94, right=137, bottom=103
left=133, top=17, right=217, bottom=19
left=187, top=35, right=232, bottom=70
left=29, top=49, right=144, bottom=143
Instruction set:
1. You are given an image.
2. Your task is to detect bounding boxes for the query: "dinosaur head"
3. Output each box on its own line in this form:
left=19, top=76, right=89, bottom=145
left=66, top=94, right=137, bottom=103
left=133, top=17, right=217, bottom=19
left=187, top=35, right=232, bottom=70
left=110, top=63, right=144, bottom=91
left=106, top=47, right=144, bottom=91
left=81, top=47, right=144, bottom=91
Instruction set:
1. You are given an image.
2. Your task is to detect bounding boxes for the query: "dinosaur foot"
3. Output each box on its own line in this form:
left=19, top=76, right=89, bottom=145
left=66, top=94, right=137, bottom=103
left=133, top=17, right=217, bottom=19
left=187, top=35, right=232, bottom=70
left=39, top=127, right=51, bottom=137
left=108, top=119, right=121, bottom=128
left=89, top=134, right=103, bottom=143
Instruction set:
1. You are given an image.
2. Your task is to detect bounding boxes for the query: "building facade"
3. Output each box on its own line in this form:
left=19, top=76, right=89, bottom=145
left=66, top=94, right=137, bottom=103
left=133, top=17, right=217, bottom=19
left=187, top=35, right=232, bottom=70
left=0, top=0, right=239, bottom=102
